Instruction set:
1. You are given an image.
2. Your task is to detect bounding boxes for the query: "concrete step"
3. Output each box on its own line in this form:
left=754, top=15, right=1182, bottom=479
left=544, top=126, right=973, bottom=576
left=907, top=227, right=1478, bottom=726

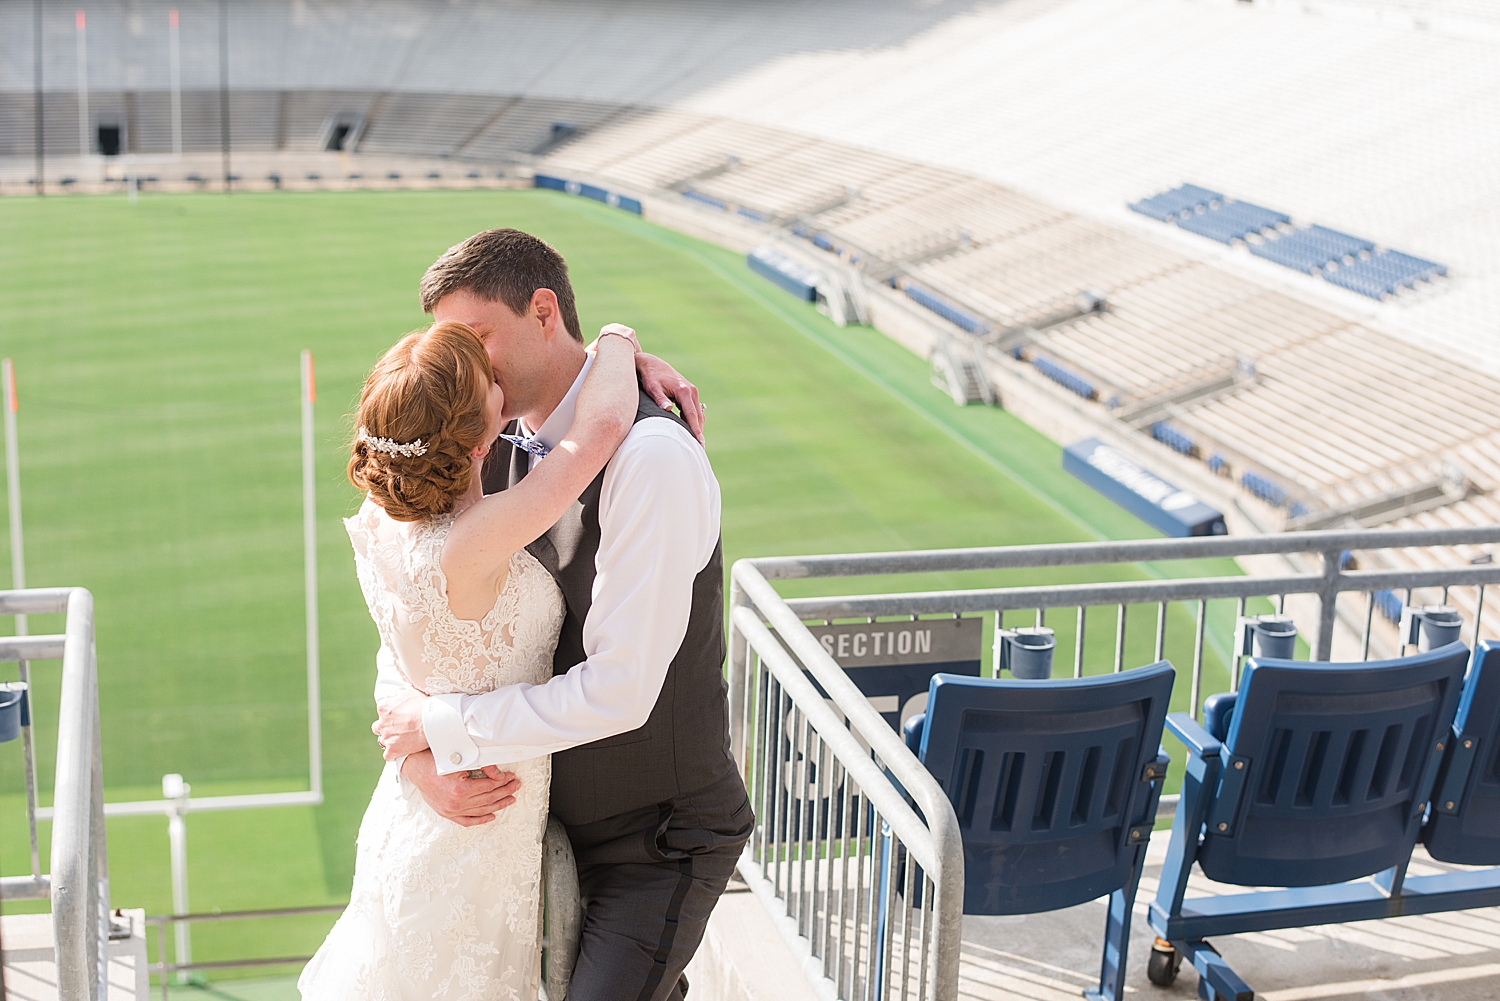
left=2, top=909, right=147, bottom=1001
left=685, top=879, right=819, bottom=1001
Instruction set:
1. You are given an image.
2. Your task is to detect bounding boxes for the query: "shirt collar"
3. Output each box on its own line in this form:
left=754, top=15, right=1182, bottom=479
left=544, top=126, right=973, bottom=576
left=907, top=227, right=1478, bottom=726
left=520, top=353, right=593, bottom=451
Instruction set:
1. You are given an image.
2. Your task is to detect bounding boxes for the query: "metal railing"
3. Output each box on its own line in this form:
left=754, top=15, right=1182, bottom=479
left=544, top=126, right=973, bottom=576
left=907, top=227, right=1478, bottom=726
left=729, top=570, right=965, bottom=1001
left=0, top=586, right=109, bottom=1001
left=727, top=525, right=1500, bottom=1001
left=145, top=904, right=346, bottom=997
left=133, top=819, right=580, bottom=998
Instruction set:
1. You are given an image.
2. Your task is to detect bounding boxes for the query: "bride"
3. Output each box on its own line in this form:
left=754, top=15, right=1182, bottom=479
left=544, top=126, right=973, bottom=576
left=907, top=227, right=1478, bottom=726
left=299, top=319, right=646, bottom=1000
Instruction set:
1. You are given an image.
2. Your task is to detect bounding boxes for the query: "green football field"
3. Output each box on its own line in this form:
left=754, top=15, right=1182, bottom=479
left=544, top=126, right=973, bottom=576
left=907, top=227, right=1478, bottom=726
left=0, top=188, right=1248, bottom=983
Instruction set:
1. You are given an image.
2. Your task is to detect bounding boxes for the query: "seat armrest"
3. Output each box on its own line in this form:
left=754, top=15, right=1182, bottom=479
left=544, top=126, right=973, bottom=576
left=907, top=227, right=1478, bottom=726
left=903, top=713, right=926, bottom=758
left=1166, top=712, right=1221, bottom=758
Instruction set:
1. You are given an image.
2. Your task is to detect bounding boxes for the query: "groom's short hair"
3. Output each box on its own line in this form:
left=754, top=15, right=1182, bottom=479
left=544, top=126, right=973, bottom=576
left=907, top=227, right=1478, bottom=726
left=419, top=228, right=584, bottom=342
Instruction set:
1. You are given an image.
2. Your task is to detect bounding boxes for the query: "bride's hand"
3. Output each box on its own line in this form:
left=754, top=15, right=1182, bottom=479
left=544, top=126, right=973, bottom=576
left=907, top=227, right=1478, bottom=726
left=588, top=324, right=706, bottom=445
left=373, top=688, right=430, bottom=760
left=636, top=352, right=706, bottom=446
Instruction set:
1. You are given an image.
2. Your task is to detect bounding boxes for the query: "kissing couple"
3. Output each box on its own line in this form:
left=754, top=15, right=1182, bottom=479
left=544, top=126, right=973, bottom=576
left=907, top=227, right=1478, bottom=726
left=298, top=228, right=753, bottom=1000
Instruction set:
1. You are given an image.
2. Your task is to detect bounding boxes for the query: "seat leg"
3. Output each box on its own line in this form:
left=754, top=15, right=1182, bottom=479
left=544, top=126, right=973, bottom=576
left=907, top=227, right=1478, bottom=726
left=1174, top=939, right=1253, bottom=1001
left=1086, top=843, right=1147, bottom=1001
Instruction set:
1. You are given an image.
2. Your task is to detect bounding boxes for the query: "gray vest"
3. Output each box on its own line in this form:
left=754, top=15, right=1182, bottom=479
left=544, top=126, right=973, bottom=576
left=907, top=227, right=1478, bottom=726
left=482, top=390, right=738, bottom=827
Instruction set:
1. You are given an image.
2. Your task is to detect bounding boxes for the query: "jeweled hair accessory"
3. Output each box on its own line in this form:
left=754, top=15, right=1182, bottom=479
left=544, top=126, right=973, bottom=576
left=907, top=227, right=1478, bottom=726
left=358, top=426, right=428, bottom=457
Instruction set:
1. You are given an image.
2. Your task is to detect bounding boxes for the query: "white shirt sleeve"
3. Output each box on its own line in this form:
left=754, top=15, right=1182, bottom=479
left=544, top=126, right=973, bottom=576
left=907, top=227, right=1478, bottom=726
left=374, top=642, right=405, bottom=703
left=424, top=419, right=720, bottom=773
left=373, top=641, right=418, bottom=792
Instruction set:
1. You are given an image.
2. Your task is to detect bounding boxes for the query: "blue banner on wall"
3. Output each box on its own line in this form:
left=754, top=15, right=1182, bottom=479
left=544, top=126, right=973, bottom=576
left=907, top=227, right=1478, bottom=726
left=1064, top=438, right=1227, bottom=537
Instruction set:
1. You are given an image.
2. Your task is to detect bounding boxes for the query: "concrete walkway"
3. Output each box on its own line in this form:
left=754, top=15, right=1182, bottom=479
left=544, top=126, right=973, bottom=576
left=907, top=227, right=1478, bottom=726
left=958, top=833, right=1500, bottom=1001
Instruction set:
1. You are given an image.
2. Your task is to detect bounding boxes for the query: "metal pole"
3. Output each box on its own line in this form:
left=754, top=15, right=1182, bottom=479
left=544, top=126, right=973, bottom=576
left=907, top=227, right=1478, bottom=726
left=301, top=351, right=322, bottom=799
left=219, top=0, right=231, bottom=192
left=163, top=774, right=191, bottom=982
left=4, top=361, right=26, bottom=626
left=2, top=361, right=39, bottom=883
left=1315, top=549, right=1342, bottom=661
left=52, top=587, right=100, bottom=1001
left=75, top=10, right=88, bottom=160
left=169, top=9, right=182, bottom=158
left=33, top=0, right=44, bottom=195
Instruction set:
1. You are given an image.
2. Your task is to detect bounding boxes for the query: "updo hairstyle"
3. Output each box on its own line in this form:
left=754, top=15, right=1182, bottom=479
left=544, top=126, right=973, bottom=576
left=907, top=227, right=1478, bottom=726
left=348, top=321, right=494, bottom=521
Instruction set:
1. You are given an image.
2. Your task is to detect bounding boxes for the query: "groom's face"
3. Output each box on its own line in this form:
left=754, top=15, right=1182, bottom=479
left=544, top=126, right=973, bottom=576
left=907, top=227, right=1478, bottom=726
left=431, top=288, right=550, bottom=423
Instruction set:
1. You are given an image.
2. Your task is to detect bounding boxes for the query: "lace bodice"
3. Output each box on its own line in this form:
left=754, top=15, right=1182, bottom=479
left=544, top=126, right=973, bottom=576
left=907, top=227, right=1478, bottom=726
left=344, top=496, right=564, bottom=696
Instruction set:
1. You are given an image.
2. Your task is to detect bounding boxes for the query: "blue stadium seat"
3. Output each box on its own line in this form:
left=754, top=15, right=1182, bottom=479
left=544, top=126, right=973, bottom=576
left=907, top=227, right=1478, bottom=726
left=902, top=284, right=989, bottom=335
left=1151, top=421, right=1196, bottom=456
left=1248, top=225, right=1374, bottom=273
left=1031, top=355, right=1097, bottom=400
left=1128, top=184, right=1223, bottom=222
left=1149, top=643, right=1471, bottom=1001
left=1239, top=470, right=1289, bottom=507
left=1423, top=641, right=1500, bottom=864
left=903, top=663, right=1174, bottom=1001
left=1175, top=201, right=1290, bottom=244
left=1324, top=248, right=1446, bottom=299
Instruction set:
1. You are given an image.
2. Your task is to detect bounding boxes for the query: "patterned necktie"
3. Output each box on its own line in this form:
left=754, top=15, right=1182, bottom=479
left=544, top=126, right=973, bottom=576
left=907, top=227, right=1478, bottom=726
left=500, top=433, right=550, bottom=459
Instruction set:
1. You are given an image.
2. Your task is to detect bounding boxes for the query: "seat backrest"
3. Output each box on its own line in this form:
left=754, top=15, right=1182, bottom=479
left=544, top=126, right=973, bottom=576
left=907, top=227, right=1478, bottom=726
left=918, top=661, right=1174, bottom=915
left=1197, top=642, right=1468, bottom=888
left=1423, top=641, right=1500, bottom=864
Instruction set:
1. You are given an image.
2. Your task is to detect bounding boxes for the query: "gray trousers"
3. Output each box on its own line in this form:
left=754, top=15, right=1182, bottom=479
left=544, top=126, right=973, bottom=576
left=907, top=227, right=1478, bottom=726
left=564, top=771, right=753, bottom=1001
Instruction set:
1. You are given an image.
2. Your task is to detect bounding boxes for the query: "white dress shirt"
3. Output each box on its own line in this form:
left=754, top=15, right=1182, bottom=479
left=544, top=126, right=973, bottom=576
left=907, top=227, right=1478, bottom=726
left=374, top=357, right=721, bottom=774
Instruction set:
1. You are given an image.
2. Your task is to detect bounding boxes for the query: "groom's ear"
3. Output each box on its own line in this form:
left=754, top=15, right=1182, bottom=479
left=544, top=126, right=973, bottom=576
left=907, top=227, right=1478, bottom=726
left=530, top=288, right=563, bottom=340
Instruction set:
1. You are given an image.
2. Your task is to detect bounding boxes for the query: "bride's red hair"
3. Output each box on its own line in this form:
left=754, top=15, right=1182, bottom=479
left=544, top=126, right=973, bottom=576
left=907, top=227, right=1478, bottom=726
left=348, top=321, right=493, bottom=521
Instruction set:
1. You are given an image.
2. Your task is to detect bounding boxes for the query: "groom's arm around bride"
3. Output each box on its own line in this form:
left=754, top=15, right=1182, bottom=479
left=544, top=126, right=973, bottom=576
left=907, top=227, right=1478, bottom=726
left=381, top=228, right=752, bottom=1001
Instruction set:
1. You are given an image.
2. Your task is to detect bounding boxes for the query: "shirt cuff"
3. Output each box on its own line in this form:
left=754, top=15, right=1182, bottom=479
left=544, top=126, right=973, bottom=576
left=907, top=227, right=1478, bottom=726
left=425, top=694, right=481, bottom=774
left=392, top=755, right=414, bottom=799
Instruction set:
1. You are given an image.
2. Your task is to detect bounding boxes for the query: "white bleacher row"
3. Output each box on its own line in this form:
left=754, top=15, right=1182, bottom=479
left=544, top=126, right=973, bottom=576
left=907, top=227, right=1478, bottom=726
left=538, top=105, right=1500, bottom=533
left=0, top=89, right=626, bottom=161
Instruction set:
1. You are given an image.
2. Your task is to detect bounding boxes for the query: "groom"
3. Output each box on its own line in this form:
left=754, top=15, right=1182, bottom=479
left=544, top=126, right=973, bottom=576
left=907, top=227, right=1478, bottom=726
left=380, top=228, right=752, bottom=1000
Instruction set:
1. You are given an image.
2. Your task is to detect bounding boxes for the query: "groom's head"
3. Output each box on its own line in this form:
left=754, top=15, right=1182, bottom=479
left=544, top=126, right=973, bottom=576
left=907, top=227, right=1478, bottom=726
left=420, top=228, right=585, bottom=422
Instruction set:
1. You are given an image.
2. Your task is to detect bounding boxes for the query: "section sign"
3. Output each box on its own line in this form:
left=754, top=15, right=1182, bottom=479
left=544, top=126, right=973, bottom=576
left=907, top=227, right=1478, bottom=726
left=789, top=616, right=983, bottom=733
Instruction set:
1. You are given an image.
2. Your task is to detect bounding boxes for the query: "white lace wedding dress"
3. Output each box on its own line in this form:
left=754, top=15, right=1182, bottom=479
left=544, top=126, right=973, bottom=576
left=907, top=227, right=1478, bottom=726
left=299, top=497, right=564, bottom=1001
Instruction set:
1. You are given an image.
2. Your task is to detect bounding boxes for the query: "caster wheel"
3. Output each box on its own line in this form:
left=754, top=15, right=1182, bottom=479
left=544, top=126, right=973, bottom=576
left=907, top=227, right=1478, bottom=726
left=1147, top=939, right=1182, bottom=987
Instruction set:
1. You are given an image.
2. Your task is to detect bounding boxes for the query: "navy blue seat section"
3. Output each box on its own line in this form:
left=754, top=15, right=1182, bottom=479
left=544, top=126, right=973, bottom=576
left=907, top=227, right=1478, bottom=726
left=1031, top=356, right=1096, bottom=401
left=1249, top=225, right=1374, bottom=273
left=902, top=283, right=989, bottom=335
left=1129, top=184, right=1223, bottom=222
left=1176, top=201, right=1291, bottom=244
left=910, top=663, right=1174, bottom=915
left=1151, top=422, right=1196, bottom=457
left=1197, top=644, right=1466, bottom=888
left=1240, top=470, right=1290, bottom=507
left=1325, top=249, right=1447, bottom=299
left=1423, top=641, right=1500, bottom=864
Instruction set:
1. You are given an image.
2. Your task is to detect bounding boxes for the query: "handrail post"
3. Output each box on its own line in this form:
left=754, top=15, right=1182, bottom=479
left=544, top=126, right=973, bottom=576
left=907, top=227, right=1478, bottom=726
left=51, top=586, right=100, bottom=1001
left=1315, top=548, right=1342, bottom=661
left=727, top=574, right=749, bottom=773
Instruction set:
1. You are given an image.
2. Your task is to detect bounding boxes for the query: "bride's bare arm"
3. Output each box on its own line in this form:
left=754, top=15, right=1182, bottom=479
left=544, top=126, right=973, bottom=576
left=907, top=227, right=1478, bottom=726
left=441, top=329, right=639, bottom=590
